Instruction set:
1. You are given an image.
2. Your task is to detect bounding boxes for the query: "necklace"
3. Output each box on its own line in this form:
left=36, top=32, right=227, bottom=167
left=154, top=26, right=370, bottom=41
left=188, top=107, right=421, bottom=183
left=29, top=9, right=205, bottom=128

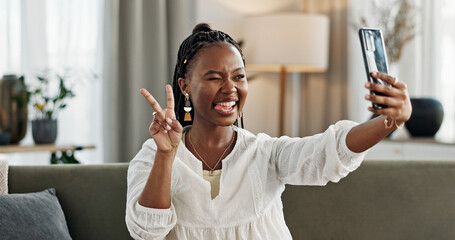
left=188, top=128, right=236, bottom=175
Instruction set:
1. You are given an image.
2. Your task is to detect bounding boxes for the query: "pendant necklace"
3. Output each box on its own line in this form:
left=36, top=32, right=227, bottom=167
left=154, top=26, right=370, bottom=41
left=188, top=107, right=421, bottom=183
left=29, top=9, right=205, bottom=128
left=188, top=128, right=236, bottom=175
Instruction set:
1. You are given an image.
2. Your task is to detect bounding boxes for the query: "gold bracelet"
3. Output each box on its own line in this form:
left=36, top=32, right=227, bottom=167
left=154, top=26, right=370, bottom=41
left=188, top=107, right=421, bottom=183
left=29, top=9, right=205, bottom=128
left=384, top=117, right=404, bottom=130
left=384, top=117, right=394, bottom=129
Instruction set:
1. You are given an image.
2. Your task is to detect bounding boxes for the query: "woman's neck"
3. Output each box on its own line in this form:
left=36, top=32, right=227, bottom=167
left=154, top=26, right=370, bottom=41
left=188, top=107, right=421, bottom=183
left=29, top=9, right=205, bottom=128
left=189, top=121, right=234, bottom=148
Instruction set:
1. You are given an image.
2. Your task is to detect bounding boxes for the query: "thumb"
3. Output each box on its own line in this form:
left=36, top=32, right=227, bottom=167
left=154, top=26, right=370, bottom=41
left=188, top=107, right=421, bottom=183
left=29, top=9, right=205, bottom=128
left=168, top=118, right=183, bottom=133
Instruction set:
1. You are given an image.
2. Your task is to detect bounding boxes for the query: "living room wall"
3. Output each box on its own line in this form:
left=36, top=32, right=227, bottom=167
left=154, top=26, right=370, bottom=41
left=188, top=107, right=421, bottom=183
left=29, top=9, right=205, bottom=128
left=195, top=0, right=352, bottom=137
left=195, top=0, right=430, bottom=141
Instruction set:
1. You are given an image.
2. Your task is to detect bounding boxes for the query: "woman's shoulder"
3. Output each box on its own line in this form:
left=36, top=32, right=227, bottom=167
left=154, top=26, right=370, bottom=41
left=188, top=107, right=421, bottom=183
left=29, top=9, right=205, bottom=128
left=234, top=126, right=277, bottom=150
left=235, top=126, right=266, bottom=140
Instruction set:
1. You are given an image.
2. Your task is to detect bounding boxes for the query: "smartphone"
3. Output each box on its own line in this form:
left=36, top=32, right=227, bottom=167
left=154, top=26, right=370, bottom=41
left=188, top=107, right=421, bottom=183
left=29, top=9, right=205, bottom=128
left=359, top=28, right=390, bottom=109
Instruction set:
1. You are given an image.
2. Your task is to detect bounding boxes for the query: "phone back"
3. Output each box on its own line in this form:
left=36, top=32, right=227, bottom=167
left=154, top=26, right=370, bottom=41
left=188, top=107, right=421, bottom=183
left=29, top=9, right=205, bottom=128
left=359, top=28, right=390, bottom=109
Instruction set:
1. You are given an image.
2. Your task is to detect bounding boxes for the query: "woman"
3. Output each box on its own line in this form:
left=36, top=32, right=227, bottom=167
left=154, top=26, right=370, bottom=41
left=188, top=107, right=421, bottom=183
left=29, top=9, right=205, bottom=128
left=126, top=23, right=412, bottom=239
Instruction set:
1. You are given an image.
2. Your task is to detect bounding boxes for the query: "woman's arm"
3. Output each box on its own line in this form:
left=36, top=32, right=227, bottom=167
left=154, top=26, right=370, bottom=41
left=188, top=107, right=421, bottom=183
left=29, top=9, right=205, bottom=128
left=126, top=150, right=178, bottom=239
left=346, top=72, right=412, bottom=153
left=137, top=85, right=183, bottom=209
left=138, top=150, right=176, bottom=208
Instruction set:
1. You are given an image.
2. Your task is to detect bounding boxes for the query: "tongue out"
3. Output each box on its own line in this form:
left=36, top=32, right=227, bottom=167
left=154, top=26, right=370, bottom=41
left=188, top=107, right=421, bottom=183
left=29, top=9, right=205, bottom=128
left=214, top=104, right=233, bottom=111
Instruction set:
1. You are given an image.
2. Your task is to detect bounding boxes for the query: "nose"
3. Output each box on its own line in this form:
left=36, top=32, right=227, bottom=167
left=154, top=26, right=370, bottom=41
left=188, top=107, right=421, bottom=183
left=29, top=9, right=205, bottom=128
left=221, top=78, right=237, bottom=93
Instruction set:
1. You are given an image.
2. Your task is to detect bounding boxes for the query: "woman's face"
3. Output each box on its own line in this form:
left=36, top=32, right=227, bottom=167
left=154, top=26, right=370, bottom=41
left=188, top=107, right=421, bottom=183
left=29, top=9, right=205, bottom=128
left=179, top=42, right=248, bottom=128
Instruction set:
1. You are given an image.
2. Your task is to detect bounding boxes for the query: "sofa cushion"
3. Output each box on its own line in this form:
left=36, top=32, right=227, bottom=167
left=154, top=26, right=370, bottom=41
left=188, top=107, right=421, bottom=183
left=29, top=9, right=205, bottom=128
left=8, top=163, right=131, bottom=240
left=0, top=188, right=71, bottom=240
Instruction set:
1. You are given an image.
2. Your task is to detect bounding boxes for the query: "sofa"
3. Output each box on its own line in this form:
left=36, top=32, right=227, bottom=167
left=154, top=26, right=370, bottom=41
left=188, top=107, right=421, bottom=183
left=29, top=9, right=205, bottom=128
left=6, top=160, right=455, bottom=240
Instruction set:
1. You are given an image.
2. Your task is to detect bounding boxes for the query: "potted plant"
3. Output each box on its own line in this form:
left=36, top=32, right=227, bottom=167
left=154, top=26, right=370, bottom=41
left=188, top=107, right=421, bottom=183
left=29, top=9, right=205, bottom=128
left=27, top=71, right=75, bottom=144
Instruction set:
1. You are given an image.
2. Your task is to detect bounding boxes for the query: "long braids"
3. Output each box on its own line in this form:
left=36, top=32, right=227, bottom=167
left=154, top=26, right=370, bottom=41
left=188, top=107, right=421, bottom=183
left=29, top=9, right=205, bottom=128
left=172, top=23, right=245, bottom=127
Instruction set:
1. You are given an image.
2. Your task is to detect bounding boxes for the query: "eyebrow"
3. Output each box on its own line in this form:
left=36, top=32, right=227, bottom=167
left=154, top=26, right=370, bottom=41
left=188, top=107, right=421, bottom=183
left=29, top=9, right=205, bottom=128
left=203, top=67, right=245, bottom=77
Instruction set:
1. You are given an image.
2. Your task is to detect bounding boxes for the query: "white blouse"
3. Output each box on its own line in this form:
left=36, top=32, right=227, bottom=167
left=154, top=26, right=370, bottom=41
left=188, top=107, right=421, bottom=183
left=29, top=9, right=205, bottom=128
left=126, top=120, right=368, bottom=240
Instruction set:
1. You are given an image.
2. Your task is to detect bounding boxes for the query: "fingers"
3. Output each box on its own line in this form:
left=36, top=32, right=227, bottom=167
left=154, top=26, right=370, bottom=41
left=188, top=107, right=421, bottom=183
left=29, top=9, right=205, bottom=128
left=149, top=116, right=181, bottom=136
left=365, top=82, right=401, bottom=98
left=140, top=88, right=163, bottom=113
left=165, top=117, right=183, bottom=136
left=365, top=94, right=405, bottom=109
left=141, top=85, right=180, bottom=137
left=150, top=111, right=171, bottom=134
left=371, top=72, right=407, bottom=89
left=365, top=72, right=412, bottom=122
left=365, top=72, right=408, bottom=99
left=141, top=85, right=175, bottom=112
left=165, top=85, right=175, bottom=110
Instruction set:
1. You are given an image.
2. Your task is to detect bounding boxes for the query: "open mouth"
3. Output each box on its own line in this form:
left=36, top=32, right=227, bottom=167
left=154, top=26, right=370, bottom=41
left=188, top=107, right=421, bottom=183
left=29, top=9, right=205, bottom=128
left=213, top=101, right=237, bottom=114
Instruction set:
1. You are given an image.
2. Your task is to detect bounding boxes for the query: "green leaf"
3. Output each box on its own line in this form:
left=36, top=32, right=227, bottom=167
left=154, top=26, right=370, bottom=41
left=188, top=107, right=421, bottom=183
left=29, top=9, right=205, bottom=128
left=60, top=104, right=67, bottom=109
left=18, top=75, right=25, bottom=84
left=58, top=88, right=67, bottom=99
left=37, top=76, right=48, bottom=83
left=26, top=91, right=31, bottom=103
left=11, top=95, right=25, bottom=108
left=59, top=76, right=66, bottom=88
left=67, top=90, right=75, bottom=98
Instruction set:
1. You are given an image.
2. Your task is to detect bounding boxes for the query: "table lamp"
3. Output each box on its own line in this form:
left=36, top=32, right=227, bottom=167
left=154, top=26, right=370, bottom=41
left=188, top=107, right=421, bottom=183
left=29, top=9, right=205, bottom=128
left=242, top=13, right=330, bottom=135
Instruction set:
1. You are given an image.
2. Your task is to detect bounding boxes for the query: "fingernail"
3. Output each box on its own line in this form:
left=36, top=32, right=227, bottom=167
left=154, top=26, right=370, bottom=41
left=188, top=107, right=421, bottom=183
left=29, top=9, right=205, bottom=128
left=166, top=125, right=171, bottom=130
left=163, top=130, right=168, bottom=134
left=166, top=118, right=172, bottom=124
left=365, top=82, right=371, bottom=87
left=365, top=94, right=371, bottom=100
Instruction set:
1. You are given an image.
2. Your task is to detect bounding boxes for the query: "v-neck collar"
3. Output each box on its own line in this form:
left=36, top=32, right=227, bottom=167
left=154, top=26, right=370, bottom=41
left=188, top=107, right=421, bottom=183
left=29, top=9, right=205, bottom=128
left=179, top=125, right=239, bottom=176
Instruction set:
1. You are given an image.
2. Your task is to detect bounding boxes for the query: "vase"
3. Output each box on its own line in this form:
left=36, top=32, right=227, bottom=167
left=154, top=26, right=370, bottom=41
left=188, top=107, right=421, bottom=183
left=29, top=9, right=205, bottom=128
left=0, top=74, right=28, bottom=143
left=0, top=132, right=11, bottom=145
left=32, top=119, right=58, bottom=144
left=405, top=98, right=444, bottom=137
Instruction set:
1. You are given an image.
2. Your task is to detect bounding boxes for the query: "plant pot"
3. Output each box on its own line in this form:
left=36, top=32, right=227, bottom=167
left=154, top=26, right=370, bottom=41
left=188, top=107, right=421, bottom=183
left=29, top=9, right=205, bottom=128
left=32, top=119, right=58, bottom=144
left=405, top=98, right=444, bottom=137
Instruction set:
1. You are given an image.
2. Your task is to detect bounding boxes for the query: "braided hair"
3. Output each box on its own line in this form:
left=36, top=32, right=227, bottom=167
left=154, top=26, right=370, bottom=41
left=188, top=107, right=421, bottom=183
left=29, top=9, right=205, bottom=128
left=172, top=23, right=245, bottom=127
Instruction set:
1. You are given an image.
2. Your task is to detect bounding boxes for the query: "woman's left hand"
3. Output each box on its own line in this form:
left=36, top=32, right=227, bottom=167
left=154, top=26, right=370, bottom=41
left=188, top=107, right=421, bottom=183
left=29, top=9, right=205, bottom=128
left=364, top=72, right=412, bottom=126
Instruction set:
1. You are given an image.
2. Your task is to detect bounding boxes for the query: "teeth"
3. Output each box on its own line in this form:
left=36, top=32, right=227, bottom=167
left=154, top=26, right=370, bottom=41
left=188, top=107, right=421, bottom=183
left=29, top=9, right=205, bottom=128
left=218, top=101, right=235, bottom=107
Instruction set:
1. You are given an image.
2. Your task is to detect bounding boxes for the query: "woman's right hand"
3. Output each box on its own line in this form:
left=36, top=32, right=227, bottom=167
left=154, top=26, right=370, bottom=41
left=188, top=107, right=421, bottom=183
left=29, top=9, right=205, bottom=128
left=140, top=85, right=183, bottom=153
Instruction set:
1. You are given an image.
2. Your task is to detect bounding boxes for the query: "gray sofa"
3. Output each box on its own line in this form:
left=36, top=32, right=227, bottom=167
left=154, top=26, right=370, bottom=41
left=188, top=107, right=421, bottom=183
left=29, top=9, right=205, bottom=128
left=7, top=160, right=455, bottom=240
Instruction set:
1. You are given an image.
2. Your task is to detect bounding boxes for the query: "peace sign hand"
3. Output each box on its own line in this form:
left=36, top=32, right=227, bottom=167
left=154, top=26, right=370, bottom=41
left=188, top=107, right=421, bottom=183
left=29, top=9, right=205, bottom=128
left=140, top=85, right=183, bottom=153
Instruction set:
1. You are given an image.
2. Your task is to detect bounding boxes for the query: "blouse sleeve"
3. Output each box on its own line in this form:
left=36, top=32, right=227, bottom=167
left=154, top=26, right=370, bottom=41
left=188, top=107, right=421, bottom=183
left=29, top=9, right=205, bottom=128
left=125, top=139, right=177, bottom=240
left=272, top=120, right=368, bottom=186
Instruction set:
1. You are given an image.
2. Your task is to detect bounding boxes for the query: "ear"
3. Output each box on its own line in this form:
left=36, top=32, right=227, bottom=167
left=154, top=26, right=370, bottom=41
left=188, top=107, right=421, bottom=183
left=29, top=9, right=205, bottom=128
left=178, top=77, right=190, bottom=94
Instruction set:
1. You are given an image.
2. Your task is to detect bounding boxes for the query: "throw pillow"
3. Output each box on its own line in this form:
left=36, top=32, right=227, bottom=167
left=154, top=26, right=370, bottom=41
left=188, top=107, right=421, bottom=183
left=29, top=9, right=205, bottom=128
left=0, top=188, right=72, bottom=240
left=0, top=158, right=7, bottom=193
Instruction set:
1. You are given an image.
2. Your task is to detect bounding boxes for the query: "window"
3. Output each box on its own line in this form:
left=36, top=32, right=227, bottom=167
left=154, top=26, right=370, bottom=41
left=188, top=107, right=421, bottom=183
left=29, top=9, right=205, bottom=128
left=437, top=0, right=455, bottom=142
left=0, top=0, right=104, bottom=164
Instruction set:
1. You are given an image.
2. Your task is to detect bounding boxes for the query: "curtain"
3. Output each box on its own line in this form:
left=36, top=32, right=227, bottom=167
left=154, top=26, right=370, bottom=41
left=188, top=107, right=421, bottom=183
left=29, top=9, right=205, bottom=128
left=103, top=0, right=196, bottom=163
left=0, top=0, right=103, bottom=165
left=300, top=0, right=350, bottom=136
left=0, top=0, right=48, bottom=77
left=423, top=0, right=455, bottom=142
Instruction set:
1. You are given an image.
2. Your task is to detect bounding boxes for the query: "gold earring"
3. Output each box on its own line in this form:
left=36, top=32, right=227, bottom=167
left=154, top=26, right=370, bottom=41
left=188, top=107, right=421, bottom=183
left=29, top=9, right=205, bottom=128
left=184, top=92, right=192, bottom=121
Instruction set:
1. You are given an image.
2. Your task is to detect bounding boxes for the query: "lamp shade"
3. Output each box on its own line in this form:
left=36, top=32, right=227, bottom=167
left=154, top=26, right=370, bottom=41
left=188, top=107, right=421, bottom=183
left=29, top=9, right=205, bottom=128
left=242, top=13, right=330, bottom=71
